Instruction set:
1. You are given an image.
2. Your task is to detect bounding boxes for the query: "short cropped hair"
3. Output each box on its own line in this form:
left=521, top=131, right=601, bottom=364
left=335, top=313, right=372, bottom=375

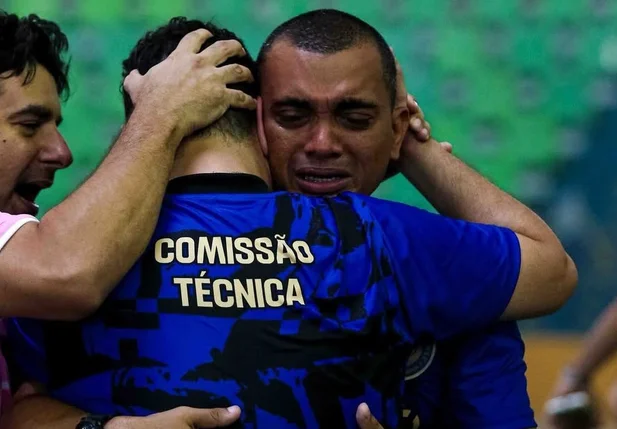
left=121, top=17, right=258, bottom=141
left=258, top=9, right=396, bottom=107
left=0, top=11, right=70, bottom=99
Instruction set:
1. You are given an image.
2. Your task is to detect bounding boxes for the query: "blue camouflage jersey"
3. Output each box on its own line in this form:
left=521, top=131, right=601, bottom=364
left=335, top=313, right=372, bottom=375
left=8, top=173, right=521, bottom=429
left=399, top=323, right=536, bottom=429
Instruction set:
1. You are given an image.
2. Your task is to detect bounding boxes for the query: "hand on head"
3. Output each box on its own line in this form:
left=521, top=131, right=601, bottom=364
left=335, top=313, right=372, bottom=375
left=384, top=52, right=451, bottom=179
left=123, top=29, right=256, bottom=140
left=391, top=49, right=431, bottom=145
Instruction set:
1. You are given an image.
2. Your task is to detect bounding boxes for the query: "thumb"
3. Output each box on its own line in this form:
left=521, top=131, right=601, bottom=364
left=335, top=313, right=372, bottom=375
left=440, top=141, right=453, bottom=153
left=188, top=406, right=242, bottom=428
left=356, top=403, right=384, bottom=429
left=123, top=69, right=145, bottom=103
left=13, top=382, right=41, bottom=402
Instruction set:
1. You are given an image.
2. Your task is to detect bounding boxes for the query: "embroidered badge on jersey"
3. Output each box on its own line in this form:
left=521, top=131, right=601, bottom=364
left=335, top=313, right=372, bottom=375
left=405, top=341, right=436, bottom=380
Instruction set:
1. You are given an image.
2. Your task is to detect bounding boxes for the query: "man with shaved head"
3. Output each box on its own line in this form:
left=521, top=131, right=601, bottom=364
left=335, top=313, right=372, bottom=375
left=255, top=9, right=571, bottom=428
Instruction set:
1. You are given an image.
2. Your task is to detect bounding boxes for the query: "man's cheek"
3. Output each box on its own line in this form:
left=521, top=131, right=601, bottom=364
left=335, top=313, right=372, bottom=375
left=265, top=127, right=294, bottom=147
left=267, top=154, right=291, bottom=187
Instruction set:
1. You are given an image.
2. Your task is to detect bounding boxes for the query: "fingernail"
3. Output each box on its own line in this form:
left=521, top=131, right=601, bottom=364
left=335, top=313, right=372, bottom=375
left=227, top=405, right=240, bottom=413
left=412, top=118, right=422, bottom=128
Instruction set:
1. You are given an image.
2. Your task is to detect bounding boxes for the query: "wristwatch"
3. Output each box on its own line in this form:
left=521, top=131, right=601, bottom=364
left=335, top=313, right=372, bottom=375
left=75, top=414, right=115, bottom=429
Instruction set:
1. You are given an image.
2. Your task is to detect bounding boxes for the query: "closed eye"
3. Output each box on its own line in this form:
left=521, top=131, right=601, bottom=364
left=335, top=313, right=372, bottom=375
left=19, top=122, right=42, bottom=135
left=275, top=110, right=311, bottom=128
left=339, top=113, right=373, bottom=130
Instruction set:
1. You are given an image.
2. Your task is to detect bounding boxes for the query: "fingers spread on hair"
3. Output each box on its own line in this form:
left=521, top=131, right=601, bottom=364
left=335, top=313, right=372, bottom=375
left=201, top=39, right=246, bottom=66
left=217, top=64, right=254, bottom=85
left=227, top=89, right=257, bottom=110
left=175, top=29, right=213, bottom=54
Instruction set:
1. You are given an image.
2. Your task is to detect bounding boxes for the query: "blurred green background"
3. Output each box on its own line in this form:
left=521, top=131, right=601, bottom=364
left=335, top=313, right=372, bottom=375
left=4, top=0, right=617, bottom=335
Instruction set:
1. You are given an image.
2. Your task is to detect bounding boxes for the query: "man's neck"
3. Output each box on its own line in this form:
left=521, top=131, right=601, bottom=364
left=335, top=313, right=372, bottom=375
left=170, top=134, right=272, bottom=187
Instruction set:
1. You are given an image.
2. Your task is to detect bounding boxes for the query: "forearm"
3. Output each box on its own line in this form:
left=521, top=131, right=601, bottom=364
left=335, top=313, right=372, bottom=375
left=569, top=298, right=617, bottom=379
left=0, top=105, right=181, bottom=319
left=401, top=139, right=576, bottom=318
left=0, top=395, right=84, bottom=429
left=400, top=140, right=552, bottom=242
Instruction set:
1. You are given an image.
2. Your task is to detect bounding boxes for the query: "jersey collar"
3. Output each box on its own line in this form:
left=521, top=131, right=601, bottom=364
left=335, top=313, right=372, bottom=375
left=166, top=173, right=270, bottom=195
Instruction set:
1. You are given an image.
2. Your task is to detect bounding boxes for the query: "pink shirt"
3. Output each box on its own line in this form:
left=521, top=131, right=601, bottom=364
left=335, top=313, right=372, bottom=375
left=0, top=212, right=39, bottom=415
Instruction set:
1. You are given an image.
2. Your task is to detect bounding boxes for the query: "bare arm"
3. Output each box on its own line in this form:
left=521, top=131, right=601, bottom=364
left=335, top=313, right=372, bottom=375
left=1, top=393, right=241, bottom=429
left=0, top=30, right=255, bottom=320
left=0, top=391, right=83, bottom=429
left=2, top=387, right=384, bottom=429
left=391, top=56, right=575, bottom=319
left=569, top=298, right=617, bottom=379
left=399, top=135, right=577, bottom=320
left=0, top=108, right=177, bottom=320
left=553, top=298, right=617, bottom=395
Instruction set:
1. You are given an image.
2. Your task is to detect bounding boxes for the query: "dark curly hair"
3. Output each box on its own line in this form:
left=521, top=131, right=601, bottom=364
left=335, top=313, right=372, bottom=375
left=122, top=17, right=258, bottom=141
left=0, top=11, right=70, bottom=100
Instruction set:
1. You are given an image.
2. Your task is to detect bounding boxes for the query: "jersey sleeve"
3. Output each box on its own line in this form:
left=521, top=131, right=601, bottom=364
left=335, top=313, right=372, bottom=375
left=0, top=212, right=38, bottom=252
left=435, top=322, right=537, bottom=429
left=356, top=195, right=521, bottom=340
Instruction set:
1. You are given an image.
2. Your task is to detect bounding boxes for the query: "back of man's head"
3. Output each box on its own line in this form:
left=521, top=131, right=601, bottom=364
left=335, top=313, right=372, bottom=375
left=0, top=11, right=70, bottom=98
left=122, top=17, right=258, bottom=141
left=257, top=9, right=396, bottom=107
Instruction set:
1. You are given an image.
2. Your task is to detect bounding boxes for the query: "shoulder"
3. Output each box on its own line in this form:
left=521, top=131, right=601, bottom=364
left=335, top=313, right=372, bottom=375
left=0, top=212, right=38, bottom=252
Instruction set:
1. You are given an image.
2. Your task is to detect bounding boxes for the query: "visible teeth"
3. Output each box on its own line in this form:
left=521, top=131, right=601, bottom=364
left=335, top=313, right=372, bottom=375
left=302, top=175, right=339, bottom=183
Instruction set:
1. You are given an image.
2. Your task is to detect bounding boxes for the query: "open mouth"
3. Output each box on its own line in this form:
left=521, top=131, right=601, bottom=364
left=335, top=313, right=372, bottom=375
left=295, top=168, right=351, bottom=196
left=297, top=174, right=347, bottom=183
left=14, top=181, right=51, bottom=215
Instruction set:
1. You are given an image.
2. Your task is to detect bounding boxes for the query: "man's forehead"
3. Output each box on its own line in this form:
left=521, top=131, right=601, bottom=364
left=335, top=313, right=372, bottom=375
left=261, top=41, right=388, bottom=104
left=0, top=67, right=61, bottom=119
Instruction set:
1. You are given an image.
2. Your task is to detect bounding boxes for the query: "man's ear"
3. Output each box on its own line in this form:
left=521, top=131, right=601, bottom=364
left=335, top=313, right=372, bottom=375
left=390, top=105, right=410, bottom=161
left=256, top=97, right=268, bottom=156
